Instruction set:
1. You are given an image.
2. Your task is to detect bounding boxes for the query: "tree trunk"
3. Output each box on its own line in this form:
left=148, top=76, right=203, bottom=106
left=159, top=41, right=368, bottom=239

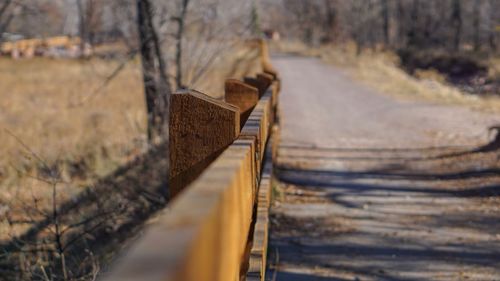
left=354, top=2, right=366, bottom=55
left=0, top=0, right=13, bottom=42
left=407, top=0, right=419, bottom=47
left=76, top=0, right=87, bottom=57
left=136, top=0, right=172, bottom=145
left=175, top=0, right=189, bottom=90
left=473, top=1, right=481, bottom=52
left=396, top=0, right=405, bottom=47
left=0, top=0, right=11, bottom=18
left=250, top=0, right=261, bottom=36
left=85, top=0, right=97, bottom=46
left=382, top=0, right=390, bottom=46
left=136, top=0, right=171, bottom=197
left=323, top=0, right=337, bottom=43
left=451, top=0, right=462, bottom=52
left=488, top=0, right=497, bottom=52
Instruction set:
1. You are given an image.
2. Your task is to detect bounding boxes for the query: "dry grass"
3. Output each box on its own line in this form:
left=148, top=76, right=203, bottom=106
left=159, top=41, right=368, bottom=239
left=0, top=57, right=145, bottom=186
left=273, top=41, right=500, bottom=112
left=0, top=42, right=261, bottom=240
left=490, top=57, right=500, bottom=78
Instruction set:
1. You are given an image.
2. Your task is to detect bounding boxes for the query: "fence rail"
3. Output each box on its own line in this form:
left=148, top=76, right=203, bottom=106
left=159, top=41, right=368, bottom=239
left=101, top=40, right=280, bottom=281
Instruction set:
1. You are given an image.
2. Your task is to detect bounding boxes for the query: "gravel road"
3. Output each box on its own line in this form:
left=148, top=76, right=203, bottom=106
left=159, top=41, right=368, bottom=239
left=267, top=55, right=500, bottom=281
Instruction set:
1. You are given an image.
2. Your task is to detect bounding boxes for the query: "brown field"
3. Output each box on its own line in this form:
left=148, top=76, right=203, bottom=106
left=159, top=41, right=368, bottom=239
left=0, top=43, right=261, bottom=240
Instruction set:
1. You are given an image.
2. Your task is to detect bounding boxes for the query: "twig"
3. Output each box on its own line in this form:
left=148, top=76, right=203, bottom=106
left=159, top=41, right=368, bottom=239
left=69, top=50, right=138, bottom=107
left=4, top=128, right=51, bottom=174
left=39, top=264, right=50, bottom=281
left=60, top=208, right=116, bottom=236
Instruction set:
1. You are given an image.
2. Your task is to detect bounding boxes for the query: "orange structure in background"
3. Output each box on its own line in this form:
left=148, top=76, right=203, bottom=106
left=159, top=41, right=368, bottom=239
left=0, top=36, right=91, bottom=59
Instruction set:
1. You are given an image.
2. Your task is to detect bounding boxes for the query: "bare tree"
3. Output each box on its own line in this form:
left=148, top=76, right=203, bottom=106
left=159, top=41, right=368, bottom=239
left=0, top=0, right=13, bottom=37
left=170, top=0, right=254, bottom=88
left=323, top=0, right=338, bottom=43
left=264, top=0, right=498, bottom=55
left=473, top=0, right=481, bottom=52
left=136, top=0, right=172, bottom=146
left=381, top=0, right=390, bottom=46
left=173, top=0, right=190, bottom=89
left=250, top=0, right=261, bottom=36
left=76, top=0, right=87, bottom=54
left=488, top=0, right=498, bottom=52
left=406, top=0, right=420, bottom=47
left=451, top=0, right=462, bottom=51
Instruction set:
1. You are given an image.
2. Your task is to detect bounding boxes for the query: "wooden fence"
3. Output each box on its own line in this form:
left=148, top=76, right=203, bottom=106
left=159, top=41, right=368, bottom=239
left=101, top=40, right=280, bottom=281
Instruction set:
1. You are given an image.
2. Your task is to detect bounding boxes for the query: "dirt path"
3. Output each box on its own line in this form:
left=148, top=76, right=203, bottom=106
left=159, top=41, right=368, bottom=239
left=267, top=55, right=500, bottom=281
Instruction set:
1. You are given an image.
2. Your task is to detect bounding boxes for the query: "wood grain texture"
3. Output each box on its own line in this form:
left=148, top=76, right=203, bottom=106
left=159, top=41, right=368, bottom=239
left=243, top=77, right=263, bottom=97
left=225, top=79, right=259, bottom=129
left=170, top=90, right=240, bottom=197
left=257, top=73, right=274, bottom=93
left=244, top=73, right=274, bottom=98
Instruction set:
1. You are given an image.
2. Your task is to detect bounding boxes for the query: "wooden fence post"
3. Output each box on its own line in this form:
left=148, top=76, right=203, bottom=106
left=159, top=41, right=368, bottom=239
left=257, top=73, right=274, bottom=92
left=258, top=39, right=278, bottom=79
left=225, top=79, right=259, bottom=129
left=170, top=89, right=240, bottom=197
left=244, top=73, right=274, bottom=97
left=101, top=39, right=280, bottom=281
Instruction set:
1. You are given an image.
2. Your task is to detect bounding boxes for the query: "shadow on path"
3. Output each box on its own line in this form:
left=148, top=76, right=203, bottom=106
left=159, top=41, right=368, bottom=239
left=267, top=139, right=500, bottom=280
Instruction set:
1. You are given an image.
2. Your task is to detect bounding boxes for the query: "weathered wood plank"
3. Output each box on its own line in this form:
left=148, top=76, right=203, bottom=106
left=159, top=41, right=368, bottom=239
left=170, top=90, right=240, bottom=197
left=225, top=79, right=259, bottom=129
left=240, top=91, right=273, bottom=180
left=103, top=139, right=256, bottom=281
left=257, top=73, right=274, bottom=90
left=246, top=134, right=275, bottom=281
left=244, top=73, right=274, bottom=98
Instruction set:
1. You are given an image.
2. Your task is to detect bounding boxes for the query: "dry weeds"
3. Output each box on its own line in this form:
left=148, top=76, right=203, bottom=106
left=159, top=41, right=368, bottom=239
left=273, top=41, right=500, bottom=112
left=0, top=42, right=261, bottom=241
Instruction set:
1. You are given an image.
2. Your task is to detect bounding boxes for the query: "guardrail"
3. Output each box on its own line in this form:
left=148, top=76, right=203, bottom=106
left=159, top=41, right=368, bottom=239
left=101, top=40, right=280, bottom=281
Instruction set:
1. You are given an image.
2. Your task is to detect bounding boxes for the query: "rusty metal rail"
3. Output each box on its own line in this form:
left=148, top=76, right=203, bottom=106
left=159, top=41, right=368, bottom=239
left=101, top=41, right=279, bottom=281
